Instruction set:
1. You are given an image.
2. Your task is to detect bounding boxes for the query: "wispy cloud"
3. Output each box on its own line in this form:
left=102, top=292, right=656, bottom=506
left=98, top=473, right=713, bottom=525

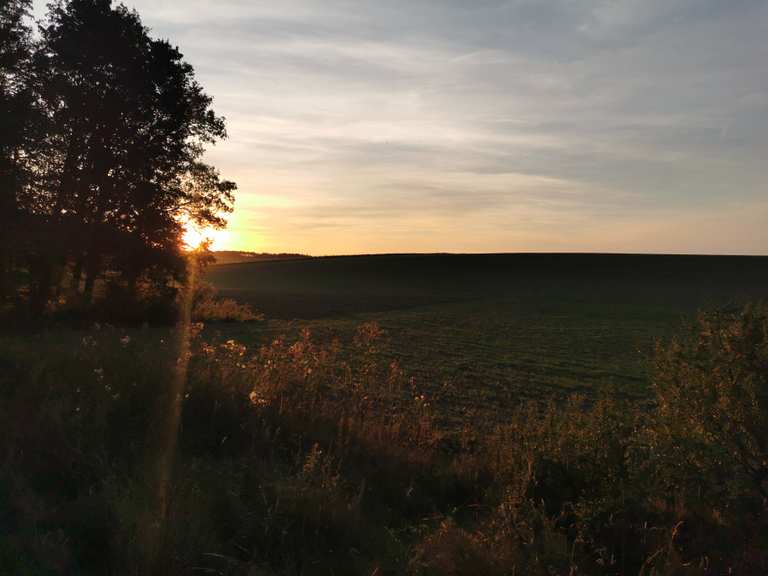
left=33, top=0, right=768, bottom=253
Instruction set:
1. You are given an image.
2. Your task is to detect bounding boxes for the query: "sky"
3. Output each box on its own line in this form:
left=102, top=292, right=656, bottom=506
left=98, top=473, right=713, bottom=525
left=34, top=0, right=768, bottom=255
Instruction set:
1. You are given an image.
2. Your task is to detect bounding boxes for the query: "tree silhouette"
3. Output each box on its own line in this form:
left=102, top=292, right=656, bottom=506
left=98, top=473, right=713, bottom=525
left=17, top=0, right=235, bottom=312
left=0, top=0, right=33, bottom=301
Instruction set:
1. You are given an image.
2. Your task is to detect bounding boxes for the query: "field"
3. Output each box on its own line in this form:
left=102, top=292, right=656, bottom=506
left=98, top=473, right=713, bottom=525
left=3, top=253, right=768, bottom=574
left=206, top=253, right=768, bottom=418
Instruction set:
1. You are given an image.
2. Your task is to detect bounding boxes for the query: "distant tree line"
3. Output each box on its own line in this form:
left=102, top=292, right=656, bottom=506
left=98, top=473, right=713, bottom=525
left=212, top=251, right=310, bottom=265
left=0, top=0, right=235, bottom=317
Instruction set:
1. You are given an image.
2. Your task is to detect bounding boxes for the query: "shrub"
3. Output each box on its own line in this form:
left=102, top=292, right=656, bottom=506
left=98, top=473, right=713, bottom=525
left=643, top=303, right=768, bottom=572
left=3, top=305, right=768, bottom=574
left=652, top=303, right=768, bottom=502
left=427, top=304, right=768, bottom=575
left=192, top=282, right=262, bottom=322
left=408, top=519, right=504, bottom=576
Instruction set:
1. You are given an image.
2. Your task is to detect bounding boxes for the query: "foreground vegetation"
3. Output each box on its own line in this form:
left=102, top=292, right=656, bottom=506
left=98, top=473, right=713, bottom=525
left=2, top=303, right=766, bottom=574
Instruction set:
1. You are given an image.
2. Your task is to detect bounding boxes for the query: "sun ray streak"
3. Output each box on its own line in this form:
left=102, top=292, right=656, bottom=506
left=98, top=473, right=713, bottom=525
left=141, top=254, right=198, bottom=571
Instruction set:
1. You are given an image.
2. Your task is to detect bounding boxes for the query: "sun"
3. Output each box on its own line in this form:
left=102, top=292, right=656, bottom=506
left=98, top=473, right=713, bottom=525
left=182, top=221, right=230, bottom=251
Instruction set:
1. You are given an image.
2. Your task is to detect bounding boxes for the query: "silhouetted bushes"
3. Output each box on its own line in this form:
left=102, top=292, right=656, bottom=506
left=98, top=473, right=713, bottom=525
left=1, top=305, right=767, bottom=574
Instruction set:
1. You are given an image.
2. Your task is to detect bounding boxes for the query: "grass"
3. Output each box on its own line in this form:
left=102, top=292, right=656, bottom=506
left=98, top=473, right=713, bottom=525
left=2, top=303, right=767, bottom=574
left=206, top=253, right=768, bottom=420
left=2, top=253, right=768, bottom=574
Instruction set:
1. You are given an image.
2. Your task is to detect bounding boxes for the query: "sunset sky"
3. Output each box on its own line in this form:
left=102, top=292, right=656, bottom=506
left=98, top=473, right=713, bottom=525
left=34, top=0, right=768, bottom=255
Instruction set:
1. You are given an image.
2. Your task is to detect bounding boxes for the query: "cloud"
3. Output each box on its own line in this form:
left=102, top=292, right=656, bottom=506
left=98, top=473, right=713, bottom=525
left=31, top=0, right=768, bottom=254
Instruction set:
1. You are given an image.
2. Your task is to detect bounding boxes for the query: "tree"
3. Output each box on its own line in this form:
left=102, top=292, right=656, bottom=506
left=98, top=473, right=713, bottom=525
left=23, top=0, right=235, bottom=310
left=0, top=0, right=33, bottom=301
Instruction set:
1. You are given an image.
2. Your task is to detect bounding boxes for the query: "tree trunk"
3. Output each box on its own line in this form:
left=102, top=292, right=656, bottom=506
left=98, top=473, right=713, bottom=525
left=30, top=255, right=53, bottom=316
left=82, top=248, right=104, bottom=305
left=0, top=246, right=8, bottom=302
left=83, top=267, right=97, bottom=305
left=0, top=216, right=13, bottom=302
left=71, top=257, right=84, bottom=297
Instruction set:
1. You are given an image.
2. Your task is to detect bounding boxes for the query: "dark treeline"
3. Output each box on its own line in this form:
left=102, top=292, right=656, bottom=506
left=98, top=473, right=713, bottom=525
left=212, top=251, right=311, bottom=264
left=0, top=0, right=235, bottom=318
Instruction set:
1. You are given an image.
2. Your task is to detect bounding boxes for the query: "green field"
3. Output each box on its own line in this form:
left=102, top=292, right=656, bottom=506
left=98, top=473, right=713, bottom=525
left=4, top=254, right=767, bottom=574
left=206, top=253, right=768, bottom=418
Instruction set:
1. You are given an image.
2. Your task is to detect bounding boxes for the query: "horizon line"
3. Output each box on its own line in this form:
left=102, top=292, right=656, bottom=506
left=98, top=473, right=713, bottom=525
left=215, top=249, right=768, bottom=259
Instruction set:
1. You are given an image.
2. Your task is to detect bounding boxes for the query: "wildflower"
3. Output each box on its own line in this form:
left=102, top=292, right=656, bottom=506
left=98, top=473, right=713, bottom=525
left=249, top=390, right=268, bottom=407
left=120, top=335, right=131, bottom=347
left=222, top=339, right=246, bottom=356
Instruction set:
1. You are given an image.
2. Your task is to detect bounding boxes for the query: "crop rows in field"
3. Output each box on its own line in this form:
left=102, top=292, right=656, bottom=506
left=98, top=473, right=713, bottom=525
left=205, top=253, right=768, bottom=418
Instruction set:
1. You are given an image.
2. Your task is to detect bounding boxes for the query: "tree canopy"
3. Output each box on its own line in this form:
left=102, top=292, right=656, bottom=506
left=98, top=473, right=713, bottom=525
left=0, top=0, right=34, bottom=299
left=1, top=0, right=236, bottom=316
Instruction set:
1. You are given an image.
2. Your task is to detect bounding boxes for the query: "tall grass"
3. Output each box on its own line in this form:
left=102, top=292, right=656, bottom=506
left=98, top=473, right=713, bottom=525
left=1, top=305, right=766, bottom=574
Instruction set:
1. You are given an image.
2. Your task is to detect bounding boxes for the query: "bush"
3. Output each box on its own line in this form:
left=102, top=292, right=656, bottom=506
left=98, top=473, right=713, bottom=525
left=2, top=305, right=768, bottom=574
left=193, top=281, right=262, bottom=322
left=652, top=303, right=768, bottom=501
left=415, top=304, right=768, bottom=575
